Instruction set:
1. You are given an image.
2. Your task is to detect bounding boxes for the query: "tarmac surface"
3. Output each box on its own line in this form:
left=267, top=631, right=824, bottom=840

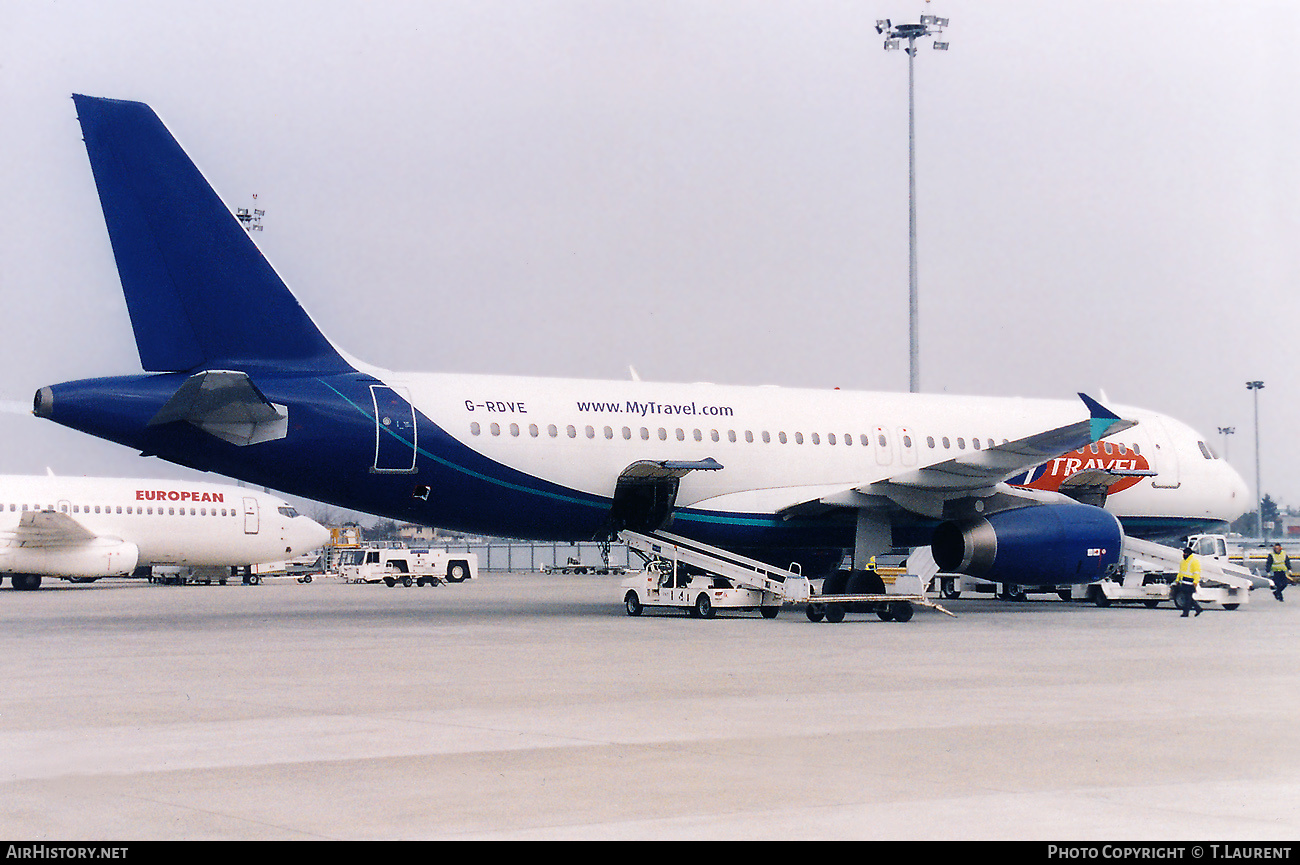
left=1, top=572, right=1298, bottom=841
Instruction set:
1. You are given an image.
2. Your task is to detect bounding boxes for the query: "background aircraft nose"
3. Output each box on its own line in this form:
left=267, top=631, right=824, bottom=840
left=292, top=517, right=331, bottom=554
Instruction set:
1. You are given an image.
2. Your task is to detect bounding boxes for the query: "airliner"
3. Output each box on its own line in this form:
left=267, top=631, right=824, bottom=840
left=1, top=474, right=329, bottom=590
left=32, top=95, right=1249, bottom=588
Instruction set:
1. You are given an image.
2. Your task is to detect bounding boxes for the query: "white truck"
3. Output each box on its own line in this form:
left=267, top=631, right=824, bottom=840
left=1072, top=533, right=1262, bottom=610
left=336, top=546, right=478, bottom=587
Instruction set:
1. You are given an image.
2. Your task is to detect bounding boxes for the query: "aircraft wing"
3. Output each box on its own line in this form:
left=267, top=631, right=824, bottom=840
left=5, top=511, right=99, bottom=547
left=774, top=393, right=1137, bottom=520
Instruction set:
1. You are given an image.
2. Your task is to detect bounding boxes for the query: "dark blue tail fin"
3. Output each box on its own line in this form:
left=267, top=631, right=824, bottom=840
left=73, top=94, right=350, bottom=375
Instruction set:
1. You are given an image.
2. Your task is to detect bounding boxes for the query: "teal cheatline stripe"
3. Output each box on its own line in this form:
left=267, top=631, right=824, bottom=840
left=318, top=380, right=606, bottom=512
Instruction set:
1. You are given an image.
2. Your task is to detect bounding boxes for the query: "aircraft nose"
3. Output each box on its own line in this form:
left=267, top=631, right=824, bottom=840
left=1224, top=461, right=1251, bottom=520
left=291, top=518, right=330, bottom=554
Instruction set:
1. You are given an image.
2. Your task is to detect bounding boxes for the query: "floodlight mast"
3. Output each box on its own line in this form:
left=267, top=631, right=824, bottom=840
left=877, top=14, right=949, bottom=393
left=1247, top=380, right=1264, bottom=537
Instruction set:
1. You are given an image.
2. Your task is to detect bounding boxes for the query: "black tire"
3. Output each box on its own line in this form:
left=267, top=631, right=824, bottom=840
left=1143, top=600, right=1160, bottom=609
left=384, top=577, right=395, bottom=587
left=402, top=576, right=412, bottom=587
left=890, top=601, right=914, bottom=622
left=822, top=569, right=851, bottom=596
left=11, top=574, right=41, bottom=591
left=1089, top=585, right=1111, bottom=608
left=694, top=593, right=715, bottom=619
left=760, top=606, right=780, bottom=619
left=876, top=605, right=895, bottom=622
left=1173, top=586, right=1190, bottom=611
left=447, top=562, right=469, bottom=582
left=824, top=603, right=845, bottom=623
left=624, top=591, right=643, bottom=616
left=940, top=577, right=961, bottom=600
left=1223, top=603, right=1239, bottom=611
left=805, top=604, right=825, bottom=622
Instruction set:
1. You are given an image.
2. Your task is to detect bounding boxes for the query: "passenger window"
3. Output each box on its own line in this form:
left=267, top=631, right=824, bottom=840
left=585, top=426, right=595, bottom=439
left=795, top=432, right=804, bottom=445
left=972, top=438, right=980, bottom=450
left=623, top=427, right=633, bottom=440
left=811, top=433, right=821, bottom=445
left=761, top=431, right=771, bottom=444
left=676, top=429, right=685, bottom=441
left=956, top=438, right=965, bottom=449
left=658, top=428, right=667, bottom=441
left=548, top=424, right=558, bottom=438
left=745, top=430, right=754, bottom=443
left=710, top=430, right=720, bottom=442
left=828, top=433, right=837, bottom=445
left=728, top=430, right=737, bottom=443
left=878, top=434, right=887, bottom=448
left=778, top=431, right=787, bottom=444
left=926, top=436, right=935, bottom=448
left=510, top=423, right=520, bottom=437
left=641, top=427, right=650, bottom=441
left=566, top=425, right=577, bottom=438
left=529, top=423, right=539, bottom=437
left=489, top=422, right=500, bottom=436
left=604, top=426, right=614, bottom=440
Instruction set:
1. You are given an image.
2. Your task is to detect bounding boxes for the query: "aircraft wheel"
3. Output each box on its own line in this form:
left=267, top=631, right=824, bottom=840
left=824, top=603, right=845, bottom=624
left=805, top=603, right=825, bottom=622
left=694, top=593, right=715, bottom=619
left=760, top=606, right=780, bottom=619
left=624, top=591, right=643, bottom=616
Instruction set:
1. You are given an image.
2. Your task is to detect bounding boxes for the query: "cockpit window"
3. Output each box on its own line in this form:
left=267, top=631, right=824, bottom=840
left=277, top=506, right=300, bottom=518
left=1197, top=441, right=1218, bottom=460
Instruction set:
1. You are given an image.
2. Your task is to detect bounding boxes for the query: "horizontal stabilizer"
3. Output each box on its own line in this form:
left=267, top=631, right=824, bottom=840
left=149, top=370, right=287, bottom=446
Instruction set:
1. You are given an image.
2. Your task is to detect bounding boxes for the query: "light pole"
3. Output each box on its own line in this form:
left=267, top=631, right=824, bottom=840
left=876, top=14, right=949, bottom=394
left=1217, top=426, right=1234, bottom=463
left=1247, top=381, right=1264, bottom=537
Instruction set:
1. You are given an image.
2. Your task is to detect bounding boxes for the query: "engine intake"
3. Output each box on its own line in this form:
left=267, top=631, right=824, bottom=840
left=931, top=503, right=1122, bottom=585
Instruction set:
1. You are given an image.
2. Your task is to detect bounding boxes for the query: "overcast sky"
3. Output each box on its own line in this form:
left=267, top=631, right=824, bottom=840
left=2, top=0, right=1296, bottom=519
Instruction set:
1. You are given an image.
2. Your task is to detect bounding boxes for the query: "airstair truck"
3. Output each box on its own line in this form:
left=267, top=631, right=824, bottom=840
left=1073, top=533, right=1262, bottom=609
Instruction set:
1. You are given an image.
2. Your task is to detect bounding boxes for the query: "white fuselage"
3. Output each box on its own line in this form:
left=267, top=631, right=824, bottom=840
left=0, top=475, right=328, bottom=574
left=375, top=368, right=1248, bottom=528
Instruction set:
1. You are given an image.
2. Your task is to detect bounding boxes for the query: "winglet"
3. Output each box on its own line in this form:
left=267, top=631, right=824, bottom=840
left=1078, top=392, right=1125, bottom=441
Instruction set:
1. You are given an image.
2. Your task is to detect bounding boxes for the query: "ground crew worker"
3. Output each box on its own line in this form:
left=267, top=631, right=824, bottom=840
left=1175, top=543, right=1202, bottom=618
left=1265, top=543, right=1292, bottom=602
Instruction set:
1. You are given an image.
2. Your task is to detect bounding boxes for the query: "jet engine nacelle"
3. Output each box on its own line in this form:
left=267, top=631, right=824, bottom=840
left=930, top=503, right=1123, bottom=585
left=0, top=539, right=141, bottom=578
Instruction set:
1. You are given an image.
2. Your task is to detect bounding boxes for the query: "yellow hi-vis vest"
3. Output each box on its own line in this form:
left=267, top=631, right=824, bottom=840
left=1177, top=554, right=1201, bottom=585
left=1267, top=551, right=1289, bottom=572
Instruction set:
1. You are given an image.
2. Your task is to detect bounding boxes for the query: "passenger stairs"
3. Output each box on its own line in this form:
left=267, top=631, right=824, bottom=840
left=617, top=529, right=802, bottom=599
left=618, top=529, right=954, bottom=621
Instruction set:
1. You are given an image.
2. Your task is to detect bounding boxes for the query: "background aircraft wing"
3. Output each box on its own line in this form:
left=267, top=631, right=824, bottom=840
left=6, top=511, right=99, bottom=547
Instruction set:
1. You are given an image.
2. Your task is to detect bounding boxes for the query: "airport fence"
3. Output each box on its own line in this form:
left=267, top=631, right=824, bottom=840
left=427, top=540, right=636, bottom=573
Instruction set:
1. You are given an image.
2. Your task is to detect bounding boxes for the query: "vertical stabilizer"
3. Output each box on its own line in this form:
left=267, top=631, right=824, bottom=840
left=72, top=95, right=350, bottom=374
